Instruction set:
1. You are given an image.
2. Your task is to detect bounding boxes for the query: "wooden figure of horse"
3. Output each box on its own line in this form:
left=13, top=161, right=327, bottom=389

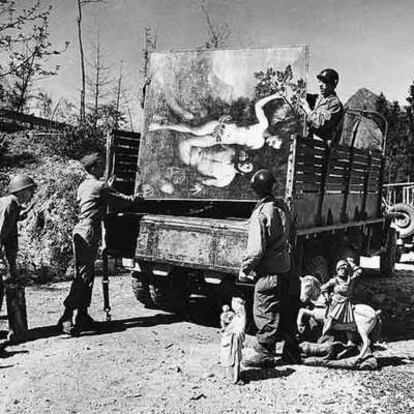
left=298, top=275, right=381, bottom=362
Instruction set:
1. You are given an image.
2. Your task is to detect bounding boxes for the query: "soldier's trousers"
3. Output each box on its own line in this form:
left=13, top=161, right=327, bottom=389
left=254, top=273, right=292, bottom=350
left=63, top=234, right=98, bottom=311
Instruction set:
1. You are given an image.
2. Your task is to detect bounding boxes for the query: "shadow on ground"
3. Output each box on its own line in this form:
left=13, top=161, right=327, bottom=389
left=0, top=313, right=184, bottom=346
left=242, top=367, right=295, bottom=383
left=377, top=356, right=412, bottom=368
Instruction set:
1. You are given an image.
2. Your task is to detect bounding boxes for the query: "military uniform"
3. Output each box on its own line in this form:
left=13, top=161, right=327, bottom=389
left=63, top=175, right=137, bottom=311
left=241, top=196, right=293, bottom=354
left=307, top=92, right=344, bottom=143
left=0, top=194, right=21, bottom=307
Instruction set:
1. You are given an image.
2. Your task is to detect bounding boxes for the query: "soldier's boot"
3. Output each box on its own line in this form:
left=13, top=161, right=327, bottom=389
left=242, top=343, right=275, bottom=368
left=281, top=335, right=302, bottom=364
left=57, top=308, right=75, bottom=335
left=75, top=309, right=96, bottom=332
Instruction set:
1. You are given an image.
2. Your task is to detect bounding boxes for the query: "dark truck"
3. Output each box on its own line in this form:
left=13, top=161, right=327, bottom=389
left=103, top=47, right=395, bottom=316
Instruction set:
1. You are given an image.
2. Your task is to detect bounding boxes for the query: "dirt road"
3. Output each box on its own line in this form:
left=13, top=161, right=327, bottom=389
left=1, top=267, right=414, bottom=414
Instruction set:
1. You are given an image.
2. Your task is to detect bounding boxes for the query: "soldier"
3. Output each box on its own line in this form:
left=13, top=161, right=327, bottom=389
left=0, top=175, right=37, bottom=340
left=300, top=68, right=344, bottom=144
left=239, top=169, right=300, bottom=367
left=58, top=153, right=141, bottom=335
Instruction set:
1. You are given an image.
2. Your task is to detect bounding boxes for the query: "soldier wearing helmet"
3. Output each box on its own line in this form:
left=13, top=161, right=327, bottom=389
left=299, top=68, right=344, bottom=144
left=239, top=170, right=300, bottom=367
left=0, top=175, right=37, bottom=333
left=58, top=153, right=143, bottom=336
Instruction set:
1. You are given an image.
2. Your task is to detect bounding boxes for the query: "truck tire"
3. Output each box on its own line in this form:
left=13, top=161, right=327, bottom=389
left=388, top=203, right=414, bottom=238
left=131, top=272, right=154, bottom=308
left=380, top=227, right=397, bottom=277
left=149, top=280, right=172, bottom=310
left=149, top=272, right=188, bottom=314
left=303, top=255, right=329, bottom=283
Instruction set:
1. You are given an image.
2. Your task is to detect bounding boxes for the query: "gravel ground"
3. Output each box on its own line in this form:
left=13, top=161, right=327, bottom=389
left=0, top=263, right=414, bottom=414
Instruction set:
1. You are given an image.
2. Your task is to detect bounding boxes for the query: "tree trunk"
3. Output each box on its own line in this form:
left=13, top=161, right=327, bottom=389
left=76, top=0, right=86, bottom=122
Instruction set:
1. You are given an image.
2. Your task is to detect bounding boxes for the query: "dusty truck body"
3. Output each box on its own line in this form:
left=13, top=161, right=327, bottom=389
left=104, top=47, right=394, bottom=313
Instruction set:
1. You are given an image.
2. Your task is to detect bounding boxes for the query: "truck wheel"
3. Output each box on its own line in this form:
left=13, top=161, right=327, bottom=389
left=303, top=255, right=329, bottom=283
left=149, top=280, right=172, bottom=310
left=380, top=228, right=397, bottom=277
left=131, top=272, right=154, bottom=308
left=388, top=203, right=414, bottom=238
left=149, top=272, right=188, bottom=314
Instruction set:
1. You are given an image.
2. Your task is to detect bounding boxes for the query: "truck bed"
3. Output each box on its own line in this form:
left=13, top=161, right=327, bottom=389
left=136, top=214, right=247, bottom=274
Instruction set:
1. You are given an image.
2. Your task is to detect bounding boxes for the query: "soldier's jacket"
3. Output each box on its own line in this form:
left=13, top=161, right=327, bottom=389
left=74, top=175, right=137, bottom=246
left=241, top=196, right=291, bottom=276
left=0, top=194, right=21, bottom=277
left=308, top=92, right=344, bottom=142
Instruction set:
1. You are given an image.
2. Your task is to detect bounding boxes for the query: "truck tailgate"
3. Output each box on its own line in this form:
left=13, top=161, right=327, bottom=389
left=136, top=215, right=248, bottom=274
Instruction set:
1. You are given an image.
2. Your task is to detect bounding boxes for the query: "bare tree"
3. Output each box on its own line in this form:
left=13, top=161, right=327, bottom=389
left=87, top=32, right=111, bottom=127
left=114, top=60, right=123, bottom=129
left=0, top=1, right=68, bottom=111
left=35, top=90, right=53, bottom=118
left=75, top=0, right=105, bottom=122
left=76, top=0, right=86, bottom=121
left=140, top=26, right=157, bottom=109
left=199, top=0, right=230, bottom=49
left=141, top=26, right=157, bottom=78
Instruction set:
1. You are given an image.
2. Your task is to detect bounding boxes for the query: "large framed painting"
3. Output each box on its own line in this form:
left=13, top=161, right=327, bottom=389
left=137, top=46, right=309, bottom=200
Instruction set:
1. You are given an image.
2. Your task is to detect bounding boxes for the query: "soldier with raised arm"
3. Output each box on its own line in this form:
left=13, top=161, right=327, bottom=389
left=58, top=153, right=142, bottom=335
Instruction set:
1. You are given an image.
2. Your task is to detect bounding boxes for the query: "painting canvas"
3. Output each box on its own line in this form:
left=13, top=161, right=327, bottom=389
left=137, top=46, right=309, bottom=200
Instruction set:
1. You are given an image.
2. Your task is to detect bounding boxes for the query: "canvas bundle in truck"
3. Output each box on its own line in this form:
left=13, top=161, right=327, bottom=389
left=104, top=46, right=395, bottom=312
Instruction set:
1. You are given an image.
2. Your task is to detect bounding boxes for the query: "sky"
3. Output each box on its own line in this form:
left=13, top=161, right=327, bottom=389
left=15, top=0, right=414, bottom=127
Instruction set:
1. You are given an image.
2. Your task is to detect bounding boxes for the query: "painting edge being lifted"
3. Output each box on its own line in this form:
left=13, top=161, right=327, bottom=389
left=137, top=46, right=309, bottom=201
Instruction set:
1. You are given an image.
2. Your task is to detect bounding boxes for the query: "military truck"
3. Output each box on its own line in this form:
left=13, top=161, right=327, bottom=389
left=104, top=47, right=395, bottom=315
left=383, top=182, right=414, bottom=260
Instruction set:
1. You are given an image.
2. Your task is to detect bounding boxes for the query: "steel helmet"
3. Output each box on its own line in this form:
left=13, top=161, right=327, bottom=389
left=8, top=174, right=37, bottom=194
left=317, top=68, right=339, bottom=87
left=250, top=169, right=275, bottom=196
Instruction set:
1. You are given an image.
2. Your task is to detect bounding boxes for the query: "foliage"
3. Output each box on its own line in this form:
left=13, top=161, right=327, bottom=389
left=254, top=65, right=306, bottom=107
left=2, top=124, right=106, bottom=161
left=405, top=81, right=414, bottom=182
left=199, top=0, right=230, bottom=49
left=52, top=98, right=79, bottom=125
left=0, top=153, right=85, bottom=284
left=376, top=93, right=412, bottom=183
left=88, top=102, right=127, bottom=131
left=0, top=0, right=68, bottom=112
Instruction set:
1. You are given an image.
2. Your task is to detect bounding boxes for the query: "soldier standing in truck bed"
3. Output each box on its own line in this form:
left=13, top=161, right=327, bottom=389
left=299, top=68, right=344, bottom=145
left=58, top=153, right=142, bottom=335
left=239, top=169, right=301, bottom=367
